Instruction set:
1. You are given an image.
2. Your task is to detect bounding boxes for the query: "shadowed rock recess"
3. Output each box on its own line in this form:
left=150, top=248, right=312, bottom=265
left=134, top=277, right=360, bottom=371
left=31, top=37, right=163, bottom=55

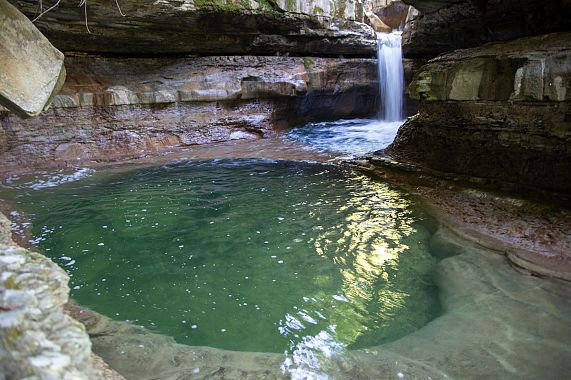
left=401, top=0, right=571, bottom=58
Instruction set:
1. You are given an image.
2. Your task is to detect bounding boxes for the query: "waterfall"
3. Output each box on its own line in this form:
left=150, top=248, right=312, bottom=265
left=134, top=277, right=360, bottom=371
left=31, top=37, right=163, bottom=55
left=376, top=31, right=404, bottom=122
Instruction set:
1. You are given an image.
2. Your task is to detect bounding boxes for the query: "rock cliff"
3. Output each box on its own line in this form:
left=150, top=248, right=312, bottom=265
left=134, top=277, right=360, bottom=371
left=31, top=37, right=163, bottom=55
left=401, top=0, right=571, bottom=58
left=0, top=55, right=377, bottom=168
left=9, top=0, right=376, bottom=56
left=386, top=32, right=571, bottom=194
left=0, top=0, right=379, bottom=169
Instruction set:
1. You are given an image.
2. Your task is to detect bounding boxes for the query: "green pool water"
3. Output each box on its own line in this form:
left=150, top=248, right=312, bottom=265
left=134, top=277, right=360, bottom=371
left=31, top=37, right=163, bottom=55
left=13, top=159, right=440, bottom=354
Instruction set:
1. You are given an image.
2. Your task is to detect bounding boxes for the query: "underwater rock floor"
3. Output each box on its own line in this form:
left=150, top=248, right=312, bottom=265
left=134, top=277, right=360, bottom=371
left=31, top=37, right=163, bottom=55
left=65, top=227, right=571, bottom=380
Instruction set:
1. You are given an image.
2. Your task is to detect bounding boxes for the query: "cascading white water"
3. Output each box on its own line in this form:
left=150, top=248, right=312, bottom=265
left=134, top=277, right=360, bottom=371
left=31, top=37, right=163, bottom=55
left=286, top=31, right=406, bottom=155
left=376, top=31, right=404, bottom=122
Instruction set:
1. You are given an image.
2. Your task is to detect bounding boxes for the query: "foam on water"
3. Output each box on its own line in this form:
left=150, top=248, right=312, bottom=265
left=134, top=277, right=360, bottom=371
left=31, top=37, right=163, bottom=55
left=285, top=119, right=402, bottom=156
left=285, top=31, right=406, bottom=157
left=1, top=168, right=95, bottom=190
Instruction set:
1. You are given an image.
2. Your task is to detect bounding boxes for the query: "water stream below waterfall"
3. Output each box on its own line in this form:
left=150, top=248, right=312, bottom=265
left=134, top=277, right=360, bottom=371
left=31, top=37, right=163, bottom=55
left=287, top=31, right=405, bottom=156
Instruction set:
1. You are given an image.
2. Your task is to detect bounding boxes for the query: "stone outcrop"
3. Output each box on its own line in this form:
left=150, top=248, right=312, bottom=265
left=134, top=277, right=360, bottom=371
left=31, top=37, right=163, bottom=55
left=0, top=213, right=101, bottom=379
left=401, top=0, right=571, bottom=58
left=9, top=0, right=376, bottom=56
left=0, top=55, right=377, bottom=168
left=386, top=32, right=571, bottom=194
left=370, top=0, right=409, bottom=29
left=0, top=0, right=65, bottom=117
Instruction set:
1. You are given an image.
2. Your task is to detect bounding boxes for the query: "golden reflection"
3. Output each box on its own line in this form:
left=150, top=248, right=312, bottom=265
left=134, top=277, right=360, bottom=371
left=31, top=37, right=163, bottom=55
left=311, top=175, right=418, bottom=345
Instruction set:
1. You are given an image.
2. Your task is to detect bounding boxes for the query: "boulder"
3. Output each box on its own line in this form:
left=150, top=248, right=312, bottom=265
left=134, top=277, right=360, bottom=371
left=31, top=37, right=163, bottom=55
left=0, top=0, right=65, bottom=117
left=373, top=0, right=409, bottom=29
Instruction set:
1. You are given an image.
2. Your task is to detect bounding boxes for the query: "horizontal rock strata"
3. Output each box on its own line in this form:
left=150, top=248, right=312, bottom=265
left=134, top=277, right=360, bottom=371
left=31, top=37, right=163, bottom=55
left=0, top=55, right=377, bottom=168
left=386, top=32, right=571, bottom=194
left=9, top=0, right=376, bottom=56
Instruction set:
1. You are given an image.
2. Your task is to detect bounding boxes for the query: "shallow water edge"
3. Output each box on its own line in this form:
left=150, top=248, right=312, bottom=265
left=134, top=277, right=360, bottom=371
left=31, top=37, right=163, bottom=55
left=61, top=224, right=571, bottom=380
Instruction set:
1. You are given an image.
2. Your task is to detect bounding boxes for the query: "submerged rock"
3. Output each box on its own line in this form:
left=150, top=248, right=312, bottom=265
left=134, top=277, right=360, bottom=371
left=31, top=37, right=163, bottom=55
left=0, top=0, right=65, bottom=117
left=62, top=225, right=571, bottom=380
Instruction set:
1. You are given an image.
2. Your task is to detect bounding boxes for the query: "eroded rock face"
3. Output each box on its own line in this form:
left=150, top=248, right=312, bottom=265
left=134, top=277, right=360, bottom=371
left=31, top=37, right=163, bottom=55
left=401, top=0, right=571, bottom=58
left=371, top=0, right=409, bottom=29
left=0, top=0, right=65, bottom=117
left=0, top=56, right=377, bottom=168
left=9, top=0, right=376, bottom=56
left=0, top=213, right=100, bottom=379
left=387, top=32, right=571, bottom=194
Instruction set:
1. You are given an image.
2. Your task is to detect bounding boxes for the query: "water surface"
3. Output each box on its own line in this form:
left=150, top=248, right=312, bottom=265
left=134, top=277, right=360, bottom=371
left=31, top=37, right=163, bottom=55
left=285, top=119, right=402, bottom=156
left=11, top=159, right=439, bottom=357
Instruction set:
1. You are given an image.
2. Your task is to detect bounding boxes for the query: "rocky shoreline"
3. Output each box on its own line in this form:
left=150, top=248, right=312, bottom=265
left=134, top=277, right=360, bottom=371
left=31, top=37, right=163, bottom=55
left=351, top=154, right=571, bottom=282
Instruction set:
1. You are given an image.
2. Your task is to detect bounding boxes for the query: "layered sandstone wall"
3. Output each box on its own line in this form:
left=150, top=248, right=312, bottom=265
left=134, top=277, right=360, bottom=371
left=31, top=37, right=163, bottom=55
left=8, top=0, right=376, bottom=56
left=0, top=55, right=377, bottom=169
left=386, top=32, right=571, bottom=194
left=1, top=0, right=379, bottom=170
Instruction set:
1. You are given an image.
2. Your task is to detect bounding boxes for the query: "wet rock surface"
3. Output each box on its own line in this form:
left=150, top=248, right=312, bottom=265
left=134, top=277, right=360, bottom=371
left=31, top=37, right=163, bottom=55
left=387, top=32, right=571, bottom=194
left=0, top=55, right=377, bottom=169
left=9, top=0, right=376, bottom=57
left=355, top=156, right=571, bottom=282
left=0, top=0, right=65, bottom=117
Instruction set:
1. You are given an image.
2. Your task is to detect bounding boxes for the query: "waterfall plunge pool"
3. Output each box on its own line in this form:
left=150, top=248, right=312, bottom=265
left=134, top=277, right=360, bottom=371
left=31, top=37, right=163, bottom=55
left=285, top=118, right=403, bottom=156
left=285, top=31, right=406, bottom=157
left=9, top=159, right=442, bottom=356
